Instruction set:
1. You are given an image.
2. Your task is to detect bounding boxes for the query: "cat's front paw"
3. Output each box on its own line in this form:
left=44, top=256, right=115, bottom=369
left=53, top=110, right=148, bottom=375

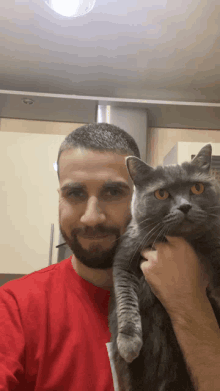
left=117, top=332, right=143, bottom=363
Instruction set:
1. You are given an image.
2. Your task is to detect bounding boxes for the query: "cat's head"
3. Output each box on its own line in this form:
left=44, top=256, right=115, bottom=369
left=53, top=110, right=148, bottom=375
left=126, top=144, right=220, bottom=245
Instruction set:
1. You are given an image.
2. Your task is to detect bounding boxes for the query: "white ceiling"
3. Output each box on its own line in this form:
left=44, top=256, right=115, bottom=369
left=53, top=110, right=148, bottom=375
left=0, top=0, right=219, bottom=128
left=0, top=0, right=220, bottom=129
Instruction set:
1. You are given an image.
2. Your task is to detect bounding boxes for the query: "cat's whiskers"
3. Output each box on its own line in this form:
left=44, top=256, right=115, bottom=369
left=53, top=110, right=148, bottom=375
left=127, top=232, right=150, bottom=268
left=157, top=226, right=170, bottom=245
left=139, top=216, right=155, bottom=226
left=151, top=225, right=167, bottom=250
left=109, top=219, right=161, bottom=247
left=163, top=226, right=172, bottom=243
left=137, top=220, right=162, bottom=235
left=140, top=222, right=165, bottom=252
left=207, top=207, right=220, bottom=215
left=162, top=216, right=177, bottom=227
left=163, top=226, right=171, bottom=241
left=154, top=225, right=171, bottom=247
left=133, top=221, right=166, bottom=257
left=143, top=221, right=164, bottom=243
left=128, top=222, right=163, bottom=268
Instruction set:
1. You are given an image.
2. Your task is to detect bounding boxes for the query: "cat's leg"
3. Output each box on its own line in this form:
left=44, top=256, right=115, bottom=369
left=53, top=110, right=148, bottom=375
left=114, top=270, right=143, bottom=363
left=113, top=237, right=143, bottom=364
left=109, top=294, right=134, bottom=390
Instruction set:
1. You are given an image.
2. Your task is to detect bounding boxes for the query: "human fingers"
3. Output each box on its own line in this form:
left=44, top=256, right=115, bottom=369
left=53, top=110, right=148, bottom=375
left=140, top=250, right=158, bottom=271
left=141, top=249, right=152, bottom=260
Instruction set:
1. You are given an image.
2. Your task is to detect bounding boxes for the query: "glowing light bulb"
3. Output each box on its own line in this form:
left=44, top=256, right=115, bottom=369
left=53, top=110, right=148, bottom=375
left=45, top=0, right=96, bottom=17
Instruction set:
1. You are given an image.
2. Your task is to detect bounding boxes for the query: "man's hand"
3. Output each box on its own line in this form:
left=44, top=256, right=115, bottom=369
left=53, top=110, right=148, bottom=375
left=140, top=236, right=210, bottom=316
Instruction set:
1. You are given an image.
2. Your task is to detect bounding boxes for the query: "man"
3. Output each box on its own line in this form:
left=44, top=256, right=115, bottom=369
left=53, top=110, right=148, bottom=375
left=0, top=123, right=219, bottom=391
left=0, top=123, right=138, bottom=391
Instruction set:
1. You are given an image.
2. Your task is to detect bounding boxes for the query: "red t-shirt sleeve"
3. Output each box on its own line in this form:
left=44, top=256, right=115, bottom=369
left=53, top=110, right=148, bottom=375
left=0, top=260, right=115, bottom=391
left=0, top=287, right=25, bottom=391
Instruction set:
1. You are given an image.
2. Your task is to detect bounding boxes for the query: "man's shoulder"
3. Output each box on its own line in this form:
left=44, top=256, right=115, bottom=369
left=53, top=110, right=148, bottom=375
left=0, top=258, right=72, bottom=300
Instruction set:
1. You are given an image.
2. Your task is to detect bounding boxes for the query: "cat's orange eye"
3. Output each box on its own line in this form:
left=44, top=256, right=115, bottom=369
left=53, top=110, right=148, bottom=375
left=191, top=183, right=204, bottom=195
left=154, top=189, right=169, bottom=200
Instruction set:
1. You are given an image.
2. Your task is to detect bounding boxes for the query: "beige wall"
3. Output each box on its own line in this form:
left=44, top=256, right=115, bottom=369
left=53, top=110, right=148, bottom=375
left=0, top=118, right=85, bottom=274
left=0, top=118, right=84, bottom=135
left=147, top=127, right=220, bottom=167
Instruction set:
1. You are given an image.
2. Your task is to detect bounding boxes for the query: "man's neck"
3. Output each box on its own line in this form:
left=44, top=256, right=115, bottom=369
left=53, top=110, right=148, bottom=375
left=71, top=255, right=113, bottom=290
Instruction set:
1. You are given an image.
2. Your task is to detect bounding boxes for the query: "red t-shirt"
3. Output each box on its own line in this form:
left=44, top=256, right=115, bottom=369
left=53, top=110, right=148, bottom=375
left=0, top=257, right=114, bottom=391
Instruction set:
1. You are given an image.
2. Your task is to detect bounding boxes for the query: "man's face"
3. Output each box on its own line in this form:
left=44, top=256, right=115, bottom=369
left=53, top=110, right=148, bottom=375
left=58, top=148, right=133, bottom=269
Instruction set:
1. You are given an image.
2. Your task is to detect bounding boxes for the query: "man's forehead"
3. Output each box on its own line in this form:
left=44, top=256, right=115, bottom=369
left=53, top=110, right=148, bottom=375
left=58, top=148, right=134, bottom=190
left=59, top=148, right=130, bottom=176
left=59, top=147, right=128, bottom=162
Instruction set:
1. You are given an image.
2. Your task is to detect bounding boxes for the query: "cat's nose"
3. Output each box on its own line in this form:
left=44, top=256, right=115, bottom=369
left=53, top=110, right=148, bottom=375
left=178, top=204, right=192, bottom=214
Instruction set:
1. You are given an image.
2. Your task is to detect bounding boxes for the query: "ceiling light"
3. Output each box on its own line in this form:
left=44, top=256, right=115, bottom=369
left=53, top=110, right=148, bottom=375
left=44, top=0, right=96, bottom=17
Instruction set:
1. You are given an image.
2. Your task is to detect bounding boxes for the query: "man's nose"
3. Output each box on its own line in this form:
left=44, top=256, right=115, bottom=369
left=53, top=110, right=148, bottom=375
left=80, top=196, right=106, bottom=226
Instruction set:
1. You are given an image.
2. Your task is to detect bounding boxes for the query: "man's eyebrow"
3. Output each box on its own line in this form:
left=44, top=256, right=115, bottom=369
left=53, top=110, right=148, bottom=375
left=60, top=181, right=130, bottom=192
left=60, top=183, right=86, bottom=192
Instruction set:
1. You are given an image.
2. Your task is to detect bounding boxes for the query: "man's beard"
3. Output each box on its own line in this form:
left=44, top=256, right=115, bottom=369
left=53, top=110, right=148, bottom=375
left=59, top=224, right=124, bottom=269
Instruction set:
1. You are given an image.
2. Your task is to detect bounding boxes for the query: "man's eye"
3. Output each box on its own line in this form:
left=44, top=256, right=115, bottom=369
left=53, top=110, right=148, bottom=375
left=103, top=188, right=123, bottom=197
left=67, top=190, right=86, bottom=199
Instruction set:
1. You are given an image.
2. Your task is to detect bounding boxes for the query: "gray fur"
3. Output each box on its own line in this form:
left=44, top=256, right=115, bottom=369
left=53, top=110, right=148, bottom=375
left=109, top=144, right=220, bottom=391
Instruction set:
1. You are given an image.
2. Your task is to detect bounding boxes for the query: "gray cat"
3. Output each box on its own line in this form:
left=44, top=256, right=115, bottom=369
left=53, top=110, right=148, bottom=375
left=109, top=144, right=220, bottom=391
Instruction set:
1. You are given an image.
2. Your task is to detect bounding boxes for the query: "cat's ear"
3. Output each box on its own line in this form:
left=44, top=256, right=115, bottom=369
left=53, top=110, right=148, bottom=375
left=126, top=156, right=154, bottom=186
left=191, top=144, right=212, bottom=173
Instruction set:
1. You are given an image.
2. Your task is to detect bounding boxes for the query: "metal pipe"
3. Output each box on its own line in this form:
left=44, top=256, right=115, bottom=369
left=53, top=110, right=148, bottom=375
left=48, top=223, right=54, bottom=265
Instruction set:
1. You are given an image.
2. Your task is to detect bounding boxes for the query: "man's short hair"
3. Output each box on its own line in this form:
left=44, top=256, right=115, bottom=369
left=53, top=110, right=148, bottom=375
left=57, top=122, right=140, bottom=180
